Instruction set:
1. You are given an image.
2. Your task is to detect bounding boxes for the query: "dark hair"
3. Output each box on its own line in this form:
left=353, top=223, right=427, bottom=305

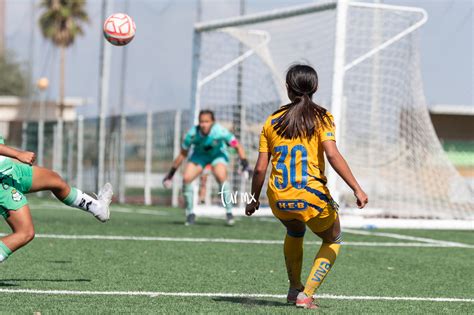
left=273, top=64, right=330, bottom=140
left=199, top=109, right=215, bottom=121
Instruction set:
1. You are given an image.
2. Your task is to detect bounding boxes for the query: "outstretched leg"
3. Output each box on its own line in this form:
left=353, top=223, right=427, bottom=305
left=29, top=166, right=112, bottom=222
left=29, top=166, right=70, bottom=199
left=0, top=205, right=35, bottom=263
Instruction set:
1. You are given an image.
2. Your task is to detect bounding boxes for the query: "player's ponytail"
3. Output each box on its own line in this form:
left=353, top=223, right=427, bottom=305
left=273, top=64, right=330, bottom=140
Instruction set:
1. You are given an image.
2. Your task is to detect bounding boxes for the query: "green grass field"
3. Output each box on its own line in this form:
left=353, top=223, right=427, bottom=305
left=0, top=197, right=473, bottom=314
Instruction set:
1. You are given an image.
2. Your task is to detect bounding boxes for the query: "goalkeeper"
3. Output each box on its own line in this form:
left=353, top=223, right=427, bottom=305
left=163, top=110, right=250, bottom=226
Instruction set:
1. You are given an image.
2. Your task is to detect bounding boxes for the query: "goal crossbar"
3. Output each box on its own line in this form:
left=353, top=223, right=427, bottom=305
left=345, top=2, right=428, bottom=71
left=194, top=0, right=337, bottom=32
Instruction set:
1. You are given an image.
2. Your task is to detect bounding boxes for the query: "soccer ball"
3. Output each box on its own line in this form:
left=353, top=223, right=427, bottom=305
left=103, top=13, right=136, bottom=46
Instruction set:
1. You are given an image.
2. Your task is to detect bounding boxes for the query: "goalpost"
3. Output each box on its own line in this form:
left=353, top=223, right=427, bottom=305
left=188, top=0, right=473, bottom=226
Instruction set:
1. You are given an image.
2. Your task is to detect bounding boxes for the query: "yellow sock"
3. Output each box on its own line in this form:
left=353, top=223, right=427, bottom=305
left=303, top=242, right=341, bottom=296
left=284, top=232, right=305, bottom=289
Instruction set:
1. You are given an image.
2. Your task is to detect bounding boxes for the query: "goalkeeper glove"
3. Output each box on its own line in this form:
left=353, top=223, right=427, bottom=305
left=240, top=159, right=252, bottom=177
left=163, top=167, right=177, bottom=188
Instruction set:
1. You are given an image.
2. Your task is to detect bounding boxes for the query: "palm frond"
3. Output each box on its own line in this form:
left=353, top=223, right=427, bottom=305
left=38, top=0, right=89, bottom=47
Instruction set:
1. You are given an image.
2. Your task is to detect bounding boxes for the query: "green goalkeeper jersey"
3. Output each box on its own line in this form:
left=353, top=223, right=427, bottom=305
left=181, top=123, right=236, bottom=159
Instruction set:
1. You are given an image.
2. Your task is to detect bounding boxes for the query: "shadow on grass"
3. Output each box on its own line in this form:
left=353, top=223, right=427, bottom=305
left=0, top=282, right=19, bottom=287
left=213, top=296, right=289, bottom=307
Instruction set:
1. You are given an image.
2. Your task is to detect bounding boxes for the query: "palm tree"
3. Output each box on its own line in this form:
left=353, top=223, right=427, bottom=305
left=39, top=0, right=88, bottom=175
left=39, top=0, right=88, bottom=119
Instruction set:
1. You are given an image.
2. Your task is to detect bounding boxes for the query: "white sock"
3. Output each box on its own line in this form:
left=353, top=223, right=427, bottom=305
left=63, top=187, right=101, bottom=216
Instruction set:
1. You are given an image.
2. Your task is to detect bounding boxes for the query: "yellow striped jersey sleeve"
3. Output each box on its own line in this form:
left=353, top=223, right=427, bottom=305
left=318, top=113, right=336, bottom=142
left=258, top=118, right=271, bottom=153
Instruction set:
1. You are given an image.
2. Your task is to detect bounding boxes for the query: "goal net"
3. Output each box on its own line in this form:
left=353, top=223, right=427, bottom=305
left=191, top=0, right=473, bottom=221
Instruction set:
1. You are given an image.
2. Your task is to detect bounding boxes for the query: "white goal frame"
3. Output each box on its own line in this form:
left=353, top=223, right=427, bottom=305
left=186, top=0, right=473, bottom=229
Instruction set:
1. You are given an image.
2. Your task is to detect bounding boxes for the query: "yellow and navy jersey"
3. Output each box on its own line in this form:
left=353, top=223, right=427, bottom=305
left=259, top=109, right=336, bottom=213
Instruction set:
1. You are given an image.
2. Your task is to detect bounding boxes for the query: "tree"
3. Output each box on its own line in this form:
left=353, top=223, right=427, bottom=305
left=0, top=51, right=30, bottom=96
left=39, top=0, right=88, bottom=118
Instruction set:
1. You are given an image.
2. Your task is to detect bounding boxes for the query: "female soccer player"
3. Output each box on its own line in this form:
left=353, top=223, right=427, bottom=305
left=163, top=110, right=250, bottom=226
left=245, top=64, right=368, bottom=309
left=0, top=137, right=112, bottom=263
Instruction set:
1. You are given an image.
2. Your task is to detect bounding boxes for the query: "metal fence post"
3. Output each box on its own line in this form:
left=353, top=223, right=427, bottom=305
left=77, top=116, right=84, bottom=189
left=118, top=114, right=126, bottom=204
left=171, top=110, right=182, bottom=207
left=144, top=111, right=153, bottom=205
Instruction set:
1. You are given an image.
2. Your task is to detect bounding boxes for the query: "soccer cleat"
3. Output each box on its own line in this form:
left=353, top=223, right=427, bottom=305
left=287, top=286, right=304, bottom=304
left=226, top=213, right=235, bottom=226
left=185, top=213, right=196, bottom=226
left=296, top=292, right=319, bottom=309
left=95, top=183, right=113, bottom=222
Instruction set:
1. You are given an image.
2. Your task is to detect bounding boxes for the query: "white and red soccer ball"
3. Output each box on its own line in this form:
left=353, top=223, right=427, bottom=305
left=103, top=13, right=136, bottom=46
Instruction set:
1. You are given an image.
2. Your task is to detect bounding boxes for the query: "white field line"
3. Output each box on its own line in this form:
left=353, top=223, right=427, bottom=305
left=258, top=219, right=472, bottom=248
left=343, top=228, right=470, bottom=247
left=0, top=288, right=472, bottom=303
left=0, top=233, right=472, bottom=248
left=24, top=201, right=474, bottom=246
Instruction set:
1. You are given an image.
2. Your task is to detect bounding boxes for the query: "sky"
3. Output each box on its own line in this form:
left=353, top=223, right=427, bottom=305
left=4, top=0, right=473, bottom=117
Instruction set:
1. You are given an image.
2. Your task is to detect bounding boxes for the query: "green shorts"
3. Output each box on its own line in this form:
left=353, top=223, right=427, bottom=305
left=189, top=153, right=229, bottom=168
left=0, top=163, right=33, bottom=219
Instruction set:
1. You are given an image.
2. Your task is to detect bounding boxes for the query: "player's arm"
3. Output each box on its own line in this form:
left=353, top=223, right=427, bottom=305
left=245, top=122, right=270, bottom=216
left=322, top=140, right=368, bottom=209
left=164, top=148, right=188, bottom=179
left=233, top=141, right=246, bottom=160
left=222, top=124, right=249, bottom=173
left=163, top=128, right=193, bottom=188
left=162, top=148, right=188, bottom=188
left=229, top=139, right=250, bottom=173
left=0, top=144, right=36, bottom=165
left=245, top=152, right=269, bottom=216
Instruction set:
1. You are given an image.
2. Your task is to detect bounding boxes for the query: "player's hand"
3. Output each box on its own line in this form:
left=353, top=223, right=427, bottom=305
left=354, top=189, right=368, bottom=209
left=162, top=178, right=172, bottom=189
left=17, top=151, right=36, bottom=165
left=245, top=200, right=260, bottom=216
left=240, top=158, right=252, bottom=178
left=163, top=167, right=177, bottom=189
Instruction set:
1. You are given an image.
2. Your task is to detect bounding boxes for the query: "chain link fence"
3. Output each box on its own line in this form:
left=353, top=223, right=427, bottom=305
left=2, top=109, right=195, bottom=206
